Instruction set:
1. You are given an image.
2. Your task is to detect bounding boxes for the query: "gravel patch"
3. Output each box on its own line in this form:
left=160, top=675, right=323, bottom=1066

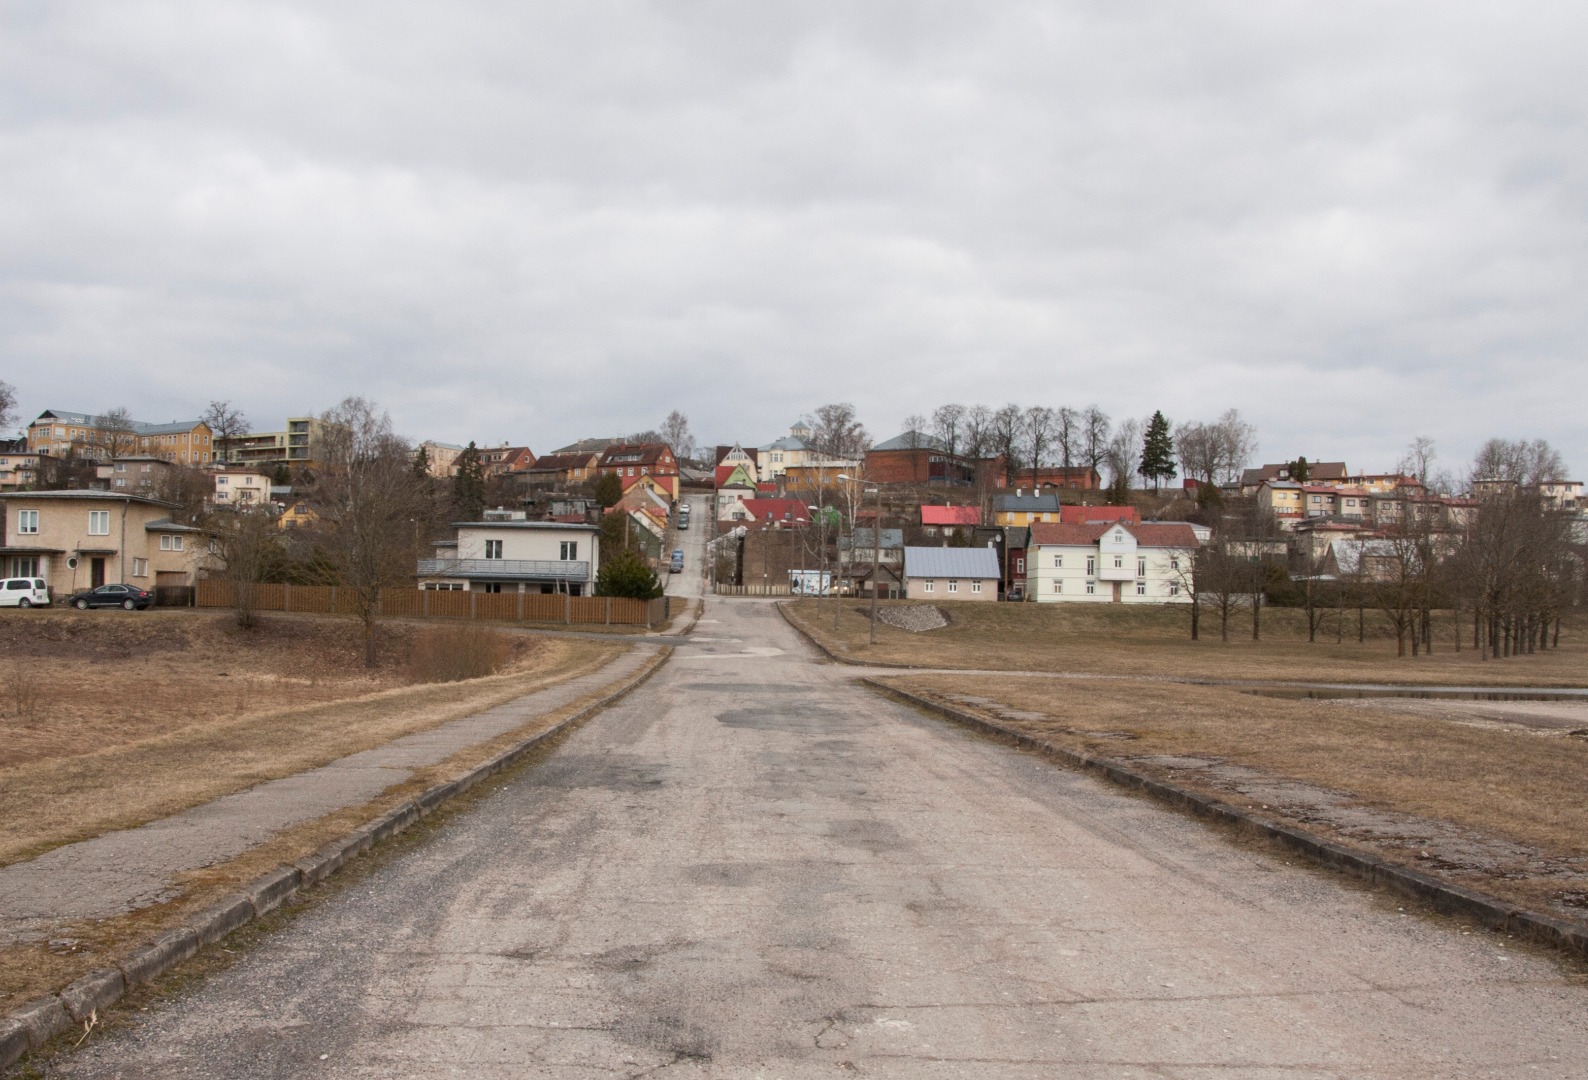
left=875, top=605, right=949, bottom=632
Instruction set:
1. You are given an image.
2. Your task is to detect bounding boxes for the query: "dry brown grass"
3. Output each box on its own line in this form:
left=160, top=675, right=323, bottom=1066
left=882, top=672, right=1588, bottom=918
left=0, top=645, right=670, bottom=1014
left=0, top=610, right=625, bottom=867
left=404, top=622, right=515, bottom=683
left=784, top=598, right=1588, bottom=685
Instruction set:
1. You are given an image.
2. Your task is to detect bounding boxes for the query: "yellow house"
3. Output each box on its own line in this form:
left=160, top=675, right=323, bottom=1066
left=0, top=491, right=212, bottom=595
left=27, top=410, right=215, bottom=465
left=993, top=492, right=1061, bottom=527
left=277, top=501, right=320, bottom=530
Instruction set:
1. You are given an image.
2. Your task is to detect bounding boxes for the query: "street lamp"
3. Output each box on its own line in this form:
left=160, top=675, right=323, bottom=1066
left=835, top=475, right=852, bottom=629
left=865, top=485, right=881, bottom=644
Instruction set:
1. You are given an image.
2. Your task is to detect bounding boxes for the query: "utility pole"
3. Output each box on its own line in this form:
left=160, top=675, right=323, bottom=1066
left=869, top=482, right=881, bottom=644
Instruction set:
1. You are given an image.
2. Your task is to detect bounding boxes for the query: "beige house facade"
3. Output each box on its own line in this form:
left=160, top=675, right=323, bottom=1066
left=0, top=491, right=212, bottom=596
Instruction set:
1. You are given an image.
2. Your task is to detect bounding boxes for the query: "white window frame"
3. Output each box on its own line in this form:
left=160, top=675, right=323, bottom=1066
left=947, top=579, right=958, bottom=593
left=1137, top=558, right=1146, bottom=577
left=923, top=580, right=934, bottom=593
left=88, top=510, right=110, bottom=535
left=971, top=580, right=982, bottom=594
left=1169, top=581, right=1180, bottom=596
left=1053, top=579, right=1062, bottom=593
left=1135, top=581, right=1146, bottom=595
left=132, top=558, right=149, bottom=577
left=485, top=539, right=504, bottom=559
left=1085, top=556, right=1095, bottom=575
left=1085, top=580, right=1095, bottom=594
left=1053, top=554, right=1062, bottom=568
left=560, top=540, right=578, bottom=560
left=17, top=509, right=38, bottom=534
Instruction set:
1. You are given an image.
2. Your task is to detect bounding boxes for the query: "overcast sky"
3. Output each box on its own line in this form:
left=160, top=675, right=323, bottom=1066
left=2, top=1, right=1583, bottom=478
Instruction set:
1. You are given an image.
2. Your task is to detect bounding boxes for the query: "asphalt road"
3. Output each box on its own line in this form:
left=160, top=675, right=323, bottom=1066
left=47, top=600, right=1588, bottom=1078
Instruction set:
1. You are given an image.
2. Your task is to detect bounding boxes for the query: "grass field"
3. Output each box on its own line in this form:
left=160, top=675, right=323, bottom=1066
left=783, top=598, right=1588, bottom=685
left=0, top=610, right=626, bottom=866
left=0, top=608, right=648, bottom=1012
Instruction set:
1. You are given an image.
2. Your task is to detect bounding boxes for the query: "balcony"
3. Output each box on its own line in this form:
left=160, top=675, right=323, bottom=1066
left=417, top=558, right=590, bottom=581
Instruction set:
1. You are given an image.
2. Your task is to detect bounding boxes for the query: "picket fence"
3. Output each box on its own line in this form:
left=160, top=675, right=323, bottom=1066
left=195, top=580, right=669, bottom=627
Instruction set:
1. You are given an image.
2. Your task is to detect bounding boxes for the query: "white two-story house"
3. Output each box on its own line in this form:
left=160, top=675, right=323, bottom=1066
left=1026, top=521, right=1197, bottom=604
left=415, top=518, right=599, bottom=596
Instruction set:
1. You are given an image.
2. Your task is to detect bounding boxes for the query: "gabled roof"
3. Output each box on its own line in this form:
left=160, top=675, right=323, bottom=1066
left=1057, top=505, right=1137, bottom=525
left=921, top=505, right=982, bottom=526
left=739, top=498, right=811, bottom=524
left=715, top=463, right=756, bottom=489
left=871, top=431, right=948, bottom=453
left=761, top=434, right=809, bottom=452
left=526, top=451, right=601, bottom=473
left=903, top=546, right=1001, bottom=580
left=551, top=437, right=619, bottom=454
left=996, top=493, right=1061, bottom=513
left=1028, top=521, right=1198, bottom=549
left=599, top=442, right=674, bottom=468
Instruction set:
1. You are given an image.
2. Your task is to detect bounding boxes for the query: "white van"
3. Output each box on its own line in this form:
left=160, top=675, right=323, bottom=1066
left=0, top=578, right=50, bottom=608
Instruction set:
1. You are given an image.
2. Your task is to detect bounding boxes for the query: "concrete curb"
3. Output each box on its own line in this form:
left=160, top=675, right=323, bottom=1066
left=865, top=678, right=1588, bottom=960
left=773, top=601, right=916, bottom=668
left=0, top=645, right=671, bottom=1074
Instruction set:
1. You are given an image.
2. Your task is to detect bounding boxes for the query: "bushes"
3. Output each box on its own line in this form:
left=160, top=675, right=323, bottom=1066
left=405, top=623, right=513, bottom=684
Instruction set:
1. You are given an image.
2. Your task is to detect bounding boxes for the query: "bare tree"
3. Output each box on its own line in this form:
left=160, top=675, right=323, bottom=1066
left=202, top=400, right=250, bottom=465
left=659, top=410, right=694, bottom=462
left=1054, top=407, right=1080, bottom=469
left=97, top=407, right=138, bottom=459
left=810, top=403, right=869, bottom=460
left=931, top=404, right=965, bottom=461
left=0, top=381, right=16, bottom=435
left=211, top=506, right=282, bottom=629
left=1471, top=437, right=1567, bottom=487
left=1080, top=405, right=1111, bottom=476
left=991, top=404, right=1024, bottom=485
left=313, top=397, right=426, bottom=667
left=1175, top=409, right=1256, bottom=488
left=1398, top=435, right=1436, bottom=483
left=1022, top=406, right=1056, bottom=490
left=1105, top=417, right=1143, bottom=494
left=901, top=414, right=928, bottom=483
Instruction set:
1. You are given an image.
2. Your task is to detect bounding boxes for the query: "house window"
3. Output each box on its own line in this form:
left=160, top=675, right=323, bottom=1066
left=947, top=580, right=958, bottom=593
left=1170, top=556, right=1180, bottom=570
left=1137, top=558, right=1146, bottom=577
left=1136, top=581, right=1146, bottom=595
left=1015, top=557, right=1025, bottom=574
left=560, top=541, right=578, bottom=560
left=88, top=510, right=110, bottom=535
left=923, top=580, right=934, bottom=593
left=971, top=581, right=982, bottom=593
left=132, top=558, right=149, bottom=577
left=480, top=582, right=504, bottom=593
left=159, top=534, right=184, bottom=551
left=1053, top=554, right=1062, bottom=568
left=1053, top=579, right=1062, bottom=593
left=1085, top=580, right=1095, bottom=594
left=1169, top=581, right=1180, bottom=596
left=17, top=510, right=38, bottom=534
left=1113, top=555, right=1123, bottom=568
left=116, top=463, right=126, bottom=473
left=485, top=539, right=503, bottom=559
left=1085, top=556, right=1095, bottom=575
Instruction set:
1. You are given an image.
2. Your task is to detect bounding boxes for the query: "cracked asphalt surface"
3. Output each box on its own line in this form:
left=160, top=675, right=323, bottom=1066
left=45, top=597, right=1588, bottom=1078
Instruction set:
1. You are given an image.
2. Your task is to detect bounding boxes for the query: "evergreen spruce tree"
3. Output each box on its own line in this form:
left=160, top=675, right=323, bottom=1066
left=451, top=442, right=486, bottom=520
left=1139, top=411, right=1176, bottom=493
left=593, top=471, right=623, bottom=509
left=411, top=443, right=431, bottom=479
left=1289, top=456, right=1310, bottom=483
left=595, top=547, right=664, bottom=599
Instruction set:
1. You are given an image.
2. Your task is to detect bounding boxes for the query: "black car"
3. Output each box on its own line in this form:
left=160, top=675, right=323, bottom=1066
left=68, top=584, right=153, bottom=610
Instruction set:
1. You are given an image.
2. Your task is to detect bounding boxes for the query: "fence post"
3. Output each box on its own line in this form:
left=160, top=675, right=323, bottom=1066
left=606, top=595, right=612, bottom=625
left=331, top=586, right=338, bottom=614
left=469, top=591, right=477, bottom=620
left=564, top=589, right=571, bottom=625
left=517, top=590, right=524, bottom=622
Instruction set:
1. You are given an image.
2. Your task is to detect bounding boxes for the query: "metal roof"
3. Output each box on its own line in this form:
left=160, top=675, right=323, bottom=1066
left=903, top=546, right=1001, bottom=580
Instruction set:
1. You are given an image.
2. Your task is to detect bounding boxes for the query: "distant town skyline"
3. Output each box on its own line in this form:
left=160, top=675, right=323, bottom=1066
left=3, top=3, right=1583, bottom=480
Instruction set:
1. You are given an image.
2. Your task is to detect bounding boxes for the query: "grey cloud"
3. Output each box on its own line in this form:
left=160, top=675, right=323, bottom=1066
left=1, top=1, right=1584, bottom=475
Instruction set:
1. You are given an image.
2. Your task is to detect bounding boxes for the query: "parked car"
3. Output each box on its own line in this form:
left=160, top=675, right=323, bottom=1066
left=0, top=577, right=50, bottom=608
left=67, top=584, right=153, bottom=610
left=669, top=549, right=685, bottom=574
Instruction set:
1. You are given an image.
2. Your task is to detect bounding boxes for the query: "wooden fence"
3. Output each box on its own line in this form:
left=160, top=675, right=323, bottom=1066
left=195, top=580, right=669, bottom=627
left=714, top=582, right=793, bottom=596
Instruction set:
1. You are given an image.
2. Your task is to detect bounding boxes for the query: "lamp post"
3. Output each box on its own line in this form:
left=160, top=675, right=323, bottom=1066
left=835, top=474, right=853, bottom=630
left=866, top=484, right=881, bottom=644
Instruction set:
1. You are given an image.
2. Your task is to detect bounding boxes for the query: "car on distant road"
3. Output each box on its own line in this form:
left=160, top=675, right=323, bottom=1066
left=669, top=549, right=685, bottom=574
left=67, top=583, right=153, bottom=610
left=0, top=577, right=50, bottom=608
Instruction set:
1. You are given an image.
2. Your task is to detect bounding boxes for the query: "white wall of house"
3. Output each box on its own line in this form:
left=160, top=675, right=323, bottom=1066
left=1027, top=538, right=1191, bottom=604
left=454, top=525, right=597, bottom=569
